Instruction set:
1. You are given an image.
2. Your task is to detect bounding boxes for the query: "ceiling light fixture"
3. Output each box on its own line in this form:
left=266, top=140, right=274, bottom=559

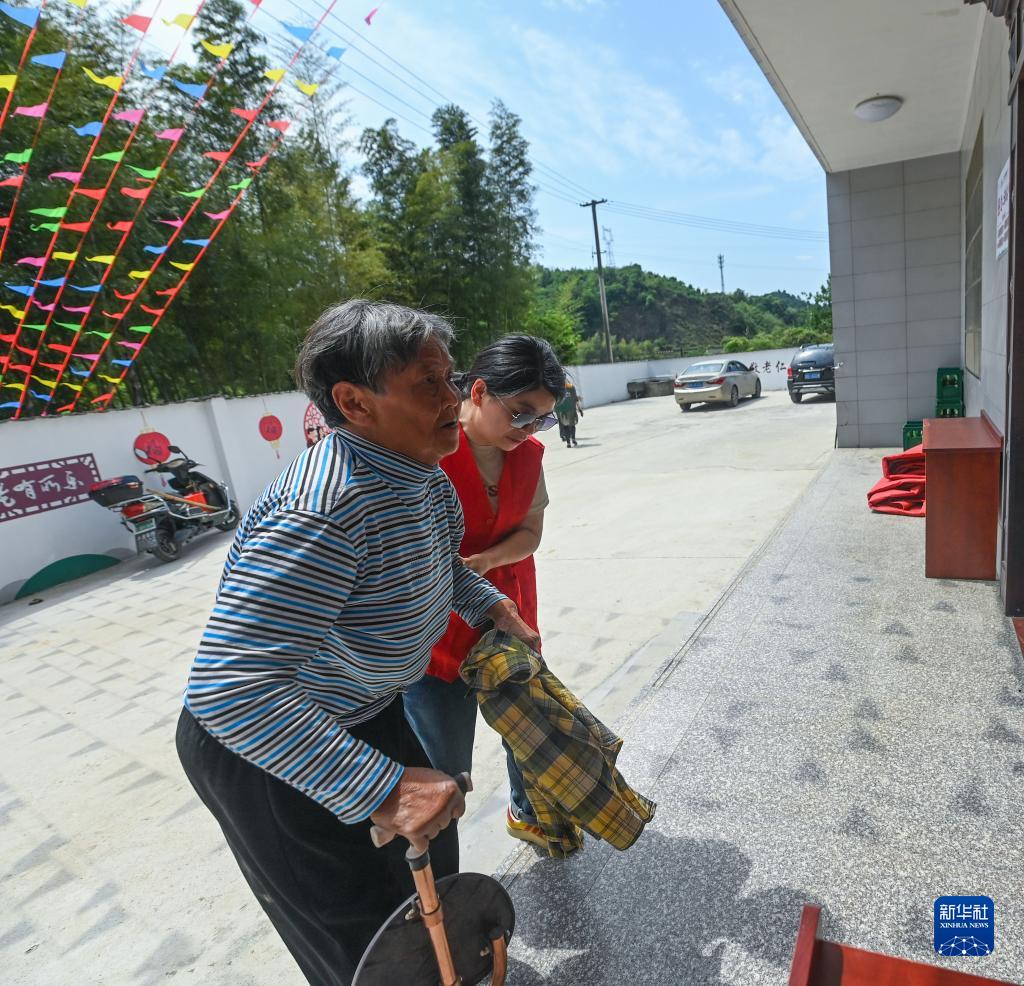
left=854, top=96, right=904, bottom=122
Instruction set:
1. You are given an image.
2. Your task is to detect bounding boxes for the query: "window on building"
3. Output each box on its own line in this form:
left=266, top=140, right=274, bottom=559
left=965, top=123, right=984, bottom=378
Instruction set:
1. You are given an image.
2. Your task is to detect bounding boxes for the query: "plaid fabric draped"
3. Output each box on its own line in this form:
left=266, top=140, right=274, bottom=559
left=460, top=630, right=656, bottom=858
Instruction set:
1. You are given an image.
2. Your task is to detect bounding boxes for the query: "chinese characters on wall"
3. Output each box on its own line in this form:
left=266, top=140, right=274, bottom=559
left=0, top=455, right=101, bottom=523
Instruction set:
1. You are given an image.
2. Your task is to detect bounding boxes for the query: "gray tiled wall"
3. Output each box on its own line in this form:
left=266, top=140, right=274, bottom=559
left=827, top=153, right=962, bottom=447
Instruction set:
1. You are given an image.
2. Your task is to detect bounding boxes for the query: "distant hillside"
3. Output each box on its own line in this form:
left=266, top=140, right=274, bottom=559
left=533, top=264, right=830, bottom=363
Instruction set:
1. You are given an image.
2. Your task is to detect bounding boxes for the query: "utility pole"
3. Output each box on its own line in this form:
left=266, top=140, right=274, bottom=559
left=581, top=198, right=613, bottom=363
left=718, top=254, right=726, bottom=293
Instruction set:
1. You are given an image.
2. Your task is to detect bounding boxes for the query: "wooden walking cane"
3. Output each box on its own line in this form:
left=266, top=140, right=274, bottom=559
left=354, top=773, right=514, bottom=986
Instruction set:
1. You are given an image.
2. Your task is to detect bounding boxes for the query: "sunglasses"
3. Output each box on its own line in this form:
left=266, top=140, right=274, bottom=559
left=494, top=394, right=557, bottom=432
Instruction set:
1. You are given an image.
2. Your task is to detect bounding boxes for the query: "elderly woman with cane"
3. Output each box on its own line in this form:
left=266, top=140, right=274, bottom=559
left=175, top=301, right=538, bottom=986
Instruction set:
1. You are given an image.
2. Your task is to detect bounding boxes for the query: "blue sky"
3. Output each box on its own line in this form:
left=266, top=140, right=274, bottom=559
left=140, top=0, right=831, bottom=297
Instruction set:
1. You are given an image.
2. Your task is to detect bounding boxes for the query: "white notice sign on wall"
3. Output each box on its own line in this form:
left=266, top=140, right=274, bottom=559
left=997, top=157, right=1011, bottom=259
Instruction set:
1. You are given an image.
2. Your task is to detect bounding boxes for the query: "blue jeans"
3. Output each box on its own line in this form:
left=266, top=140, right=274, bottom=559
left=404, top=672, right=536, bottom=822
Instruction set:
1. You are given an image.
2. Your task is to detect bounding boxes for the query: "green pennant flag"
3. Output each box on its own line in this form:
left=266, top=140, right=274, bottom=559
left=3, top=148, right=32, bottom=164
left=127, top=324, right=154, bottom=334
left=31, top=222, right=61, bottom=232
left=22, top=323, right=47, bottom=331
left=55, top=321, right=84, bottom=331
left=178, top=187, right=205, bottom=199
left=228, top=176, right=252, bottom=190
left=85, top=329, right=112, bottom=339
left=127, top=165, right=161, bottom=180
left=30, top=206, right=68, bottom=218
left=94, top=150, right=125, bottom=163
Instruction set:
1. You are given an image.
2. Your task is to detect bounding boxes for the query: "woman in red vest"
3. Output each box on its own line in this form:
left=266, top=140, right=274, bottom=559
left=404, top=335, right=566, bottom=849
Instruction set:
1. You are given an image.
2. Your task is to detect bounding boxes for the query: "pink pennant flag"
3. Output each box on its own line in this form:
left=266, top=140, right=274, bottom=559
left=108, top=220, right=133, bottom=232
left=74, top=353, right=101, bottom=361
left=121, top=186, right=150, bottom=200
left=121, top=13, right=151, bottom=31
left=62, top=305, right=92, bottom=313
left=155, top=127, right=184, bottom=141
left=0, top=175, right=25, bottom=188
left=246, top=154, right=269, bottom=169
left=50, top=170, right=83, bottom=183
left=32, top=300, right=56, bottom=312
left=15, top=102, right=48, bottom=118
left=364, top=6, right=379, bottom=26
left=75, top=188, right=106, bottom=200
left=158, top=217, right=186, bottom=227
left=114, top=108, right=145, bottom=123
left=267, top=119, right=291, bottom=133
left=203, top=209, right=230, bottom=220
left=231, top=107, right=258, bottom=122
left=203, top=150, right=230, bottom=162
left=117, top=341, right=143, bottom=351
left=17, top=256, right=47, bottom=267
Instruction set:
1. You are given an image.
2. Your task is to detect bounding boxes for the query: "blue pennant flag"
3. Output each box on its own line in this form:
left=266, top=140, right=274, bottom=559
left=326, top=46, right=346, bottom=59
left=183, top=238, right=210, bottom=248
left=4, top=283, right=35, bottom=297
left=69, top=367, right=91, bottom=377
left=29, top=391, right=53, bottom=401
left=0, top=401, right=22, bottom=409
left=31, top=51, right=66, bottom=70
left=0, top=1, right=40, bottom=29
left=71, top=121, right=103, bottom=137
left=111, top=359, right=132, bottom=367
left=36, top=277, right=67, bottom=288
left=170, top=79, right=208, bottom=100
left=139, top=61, right=168, bottom=81
left=69, top=284, right=103, bottom=294
left=282, top=23, right=313, bottom=42
left=143, top=245, right=168, bottom=255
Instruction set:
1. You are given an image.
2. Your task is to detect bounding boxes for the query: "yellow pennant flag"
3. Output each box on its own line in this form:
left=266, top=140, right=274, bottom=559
left=1, top=382, right=27, bottom=391
left=87, top=254, right=116, bottom=265
left=53, top=251, right=79, bottom=261
left=83, top=67, right=124, bottom=91
left=31, top=376, right=58, bottom=388
left=264, top=68, right=286, bottom=82
left=201, top=40, right=234, bottom=58
left=60, top=382, right=84, bottom=392
left=65, top=0, right=88, bottom=7
left=99, top=375, right=122, bottom=383
left=128, top=270, right=151, bottom=280
left=1, top=304, right=27, bottom=319
left=163, top=13, right=195, bottom=29
left=170, top=261, right=195, bottom=272
left=0, top=75, right=17, bottom=93
left=295, top=80, right=320, bottom=97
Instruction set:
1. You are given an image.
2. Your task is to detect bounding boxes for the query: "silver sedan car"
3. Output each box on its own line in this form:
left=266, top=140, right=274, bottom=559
left=674, top=359, right=762, bottom=411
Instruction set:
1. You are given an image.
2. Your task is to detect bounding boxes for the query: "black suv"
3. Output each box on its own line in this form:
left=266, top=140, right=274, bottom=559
left=788, top=344, right=835, bottom=403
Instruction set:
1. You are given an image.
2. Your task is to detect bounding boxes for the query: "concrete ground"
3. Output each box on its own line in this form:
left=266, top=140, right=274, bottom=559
left=0, top=390, right=835, bottom=985
left=501, top=450, right=1024, bottom=985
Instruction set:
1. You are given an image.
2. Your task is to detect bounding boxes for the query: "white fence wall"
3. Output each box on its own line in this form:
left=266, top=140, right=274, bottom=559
left=0, top=346, right=808, bottom=603
left=565, top=347, right=802, bottom=407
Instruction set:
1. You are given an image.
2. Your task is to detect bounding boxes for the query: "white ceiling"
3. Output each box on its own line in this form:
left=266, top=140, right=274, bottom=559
left=718, top=0, right=989, bottom=172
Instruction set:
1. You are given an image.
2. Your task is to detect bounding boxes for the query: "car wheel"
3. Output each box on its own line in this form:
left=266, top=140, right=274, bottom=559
left=790, top=390, right=803, bottom=404
left=680, top=403, right=691, bottom=412
left=753, top=379, right=762, bottom=399
left=729, top=386, right=739, bottom=408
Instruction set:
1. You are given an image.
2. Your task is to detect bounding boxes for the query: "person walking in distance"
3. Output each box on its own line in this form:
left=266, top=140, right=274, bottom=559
left=555, top=379, right=583, bottom=448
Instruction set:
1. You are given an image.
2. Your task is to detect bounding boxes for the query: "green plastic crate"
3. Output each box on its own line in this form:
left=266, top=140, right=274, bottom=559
left=937, top=367, right=964, bottom=401
left=935, top=400, right=966, bottom=419
left=902, top=420, right=923, bottom=450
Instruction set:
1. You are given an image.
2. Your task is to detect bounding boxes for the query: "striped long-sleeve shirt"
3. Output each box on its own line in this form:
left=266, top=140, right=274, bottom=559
left=184, top=428, right=505, bottom=823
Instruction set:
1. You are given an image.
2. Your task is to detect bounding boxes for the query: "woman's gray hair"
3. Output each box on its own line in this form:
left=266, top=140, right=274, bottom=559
left=295, top=300, right=454, bottom=427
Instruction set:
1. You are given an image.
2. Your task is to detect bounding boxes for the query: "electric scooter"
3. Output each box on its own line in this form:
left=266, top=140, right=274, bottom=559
left=88, top=445, right=239, bottom=563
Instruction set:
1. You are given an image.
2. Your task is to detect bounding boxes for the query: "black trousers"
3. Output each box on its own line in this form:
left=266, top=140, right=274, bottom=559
left=176, top=698, right=458, bottom=986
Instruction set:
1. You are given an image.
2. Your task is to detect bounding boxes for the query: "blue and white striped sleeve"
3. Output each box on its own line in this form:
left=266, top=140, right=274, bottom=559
left=441, top=481, right=506, bottom=626
left=185, top=509, right=403, bottom=823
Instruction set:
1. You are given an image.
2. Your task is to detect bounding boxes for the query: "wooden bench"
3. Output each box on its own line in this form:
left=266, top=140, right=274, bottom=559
left=923, top=414, right=1002, bottom=580
left=788, top=905, right=1013, bottom=986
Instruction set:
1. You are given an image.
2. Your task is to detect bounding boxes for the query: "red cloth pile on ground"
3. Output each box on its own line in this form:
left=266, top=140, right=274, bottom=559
left=867, top=444, right=926, bottom=516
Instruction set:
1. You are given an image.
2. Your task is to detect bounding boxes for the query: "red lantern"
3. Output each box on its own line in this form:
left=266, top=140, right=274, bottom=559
left=259, top=414, right=283, bottom=458
left=133, top=430, right=171, bottom=466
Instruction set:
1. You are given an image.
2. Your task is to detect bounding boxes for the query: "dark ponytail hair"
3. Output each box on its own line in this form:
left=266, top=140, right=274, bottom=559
left=456, top=335, right=566, bottom=402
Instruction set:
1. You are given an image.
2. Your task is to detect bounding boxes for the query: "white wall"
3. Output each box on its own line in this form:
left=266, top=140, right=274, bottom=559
left=0, top=393, right=311, bottom=603
left=566, top=347, right=801, bottom=407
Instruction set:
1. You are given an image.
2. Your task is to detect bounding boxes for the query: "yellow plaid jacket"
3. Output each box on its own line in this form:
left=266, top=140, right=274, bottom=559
left=460, top=630, right=656, bottom=858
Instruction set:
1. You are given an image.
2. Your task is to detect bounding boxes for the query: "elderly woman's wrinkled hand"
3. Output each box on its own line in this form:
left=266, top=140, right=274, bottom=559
left=486, top=598, right=542, bottom=651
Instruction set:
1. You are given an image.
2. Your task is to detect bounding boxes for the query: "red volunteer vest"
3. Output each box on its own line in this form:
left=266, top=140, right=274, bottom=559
left=426, top=425, right=544, bottom=682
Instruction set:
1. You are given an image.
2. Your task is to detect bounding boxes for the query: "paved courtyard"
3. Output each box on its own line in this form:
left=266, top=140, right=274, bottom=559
left=0, top=391, right=835, bottom=984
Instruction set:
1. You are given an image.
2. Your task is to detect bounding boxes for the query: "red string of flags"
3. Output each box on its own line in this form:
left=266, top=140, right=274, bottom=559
left=0, top=0, right=350, bottom=419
